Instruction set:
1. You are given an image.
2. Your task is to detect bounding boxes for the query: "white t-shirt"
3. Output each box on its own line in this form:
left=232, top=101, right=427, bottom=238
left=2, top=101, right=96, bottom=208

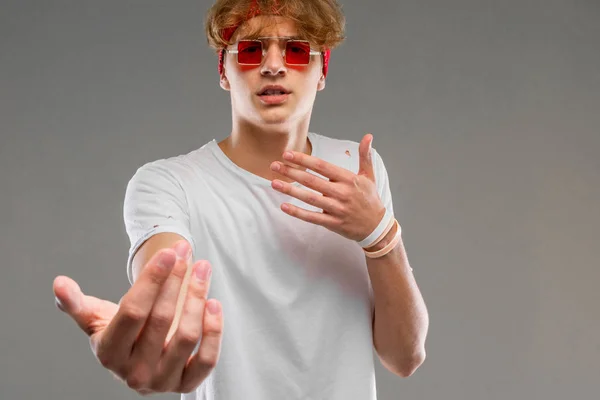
left=123, top=131, right=395, bottom=400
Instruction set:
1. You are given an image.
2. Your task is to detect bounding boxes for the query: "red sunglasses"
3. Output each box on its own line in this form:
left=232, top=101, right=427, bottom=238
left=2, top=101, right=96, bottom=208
left=225, top=37, right=322, bottom=66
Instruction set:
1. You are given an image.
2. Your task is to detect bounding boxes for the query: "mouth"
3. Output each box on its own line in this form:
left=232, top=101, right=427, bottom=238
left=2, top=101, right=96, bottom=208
left=257, top=85, right=291, bottom=105
left=257, top=85, right=291, bottom=96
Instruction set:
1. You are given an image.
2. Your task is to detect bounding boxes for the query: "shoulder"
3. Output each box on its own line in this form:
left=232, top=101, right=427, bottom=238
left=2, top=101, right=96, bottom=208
left=128, top=140, right=218, bottom=186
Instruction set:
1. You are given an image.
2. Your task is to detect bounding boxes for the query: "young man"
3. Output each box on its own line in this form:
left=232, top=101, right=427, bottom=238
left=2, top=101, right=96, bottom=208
left=53, top=0, right=429, bottom=399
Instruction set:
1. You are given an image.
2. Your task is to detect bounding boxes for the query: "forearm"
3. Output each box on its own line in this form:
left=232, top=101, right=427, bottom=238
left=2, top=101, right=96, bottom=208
left=365, top=222, right=429, bottom=377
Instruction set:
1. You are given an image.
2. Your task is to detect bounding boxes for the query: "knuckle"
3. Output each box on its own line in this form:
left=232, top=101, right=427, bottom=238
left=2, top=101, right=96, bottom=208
left=197, top=352, right=218, bottom=369
left=119, top=303, right=147, bottom=323
left=96, top=351, right=115, bottom=370
left=177, top=326, right=203, bottom=347
left=148, top=310, right=174, bottom=330
left=95, top=339, right=121, bottom=371
left=304, top=174, right=317, bottom=187
left=336, top=204, right=348, bottom=215
left=126, top=364, right=152, bottom=390
left=339, top=188, right=351, bottom=201
left=307, top=193, right=320, bottom=205
left=148, top=366, right=173, bottom=393
left=126, top=375, right=148, bottom=391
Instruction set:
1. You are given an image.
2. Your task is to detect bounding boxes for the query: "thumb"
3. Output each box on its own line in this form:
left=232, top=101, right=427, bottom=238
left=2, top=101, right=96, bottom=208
left=358, top=133, right=376, bottom=181
left=53, top=276, right=89, bottom=332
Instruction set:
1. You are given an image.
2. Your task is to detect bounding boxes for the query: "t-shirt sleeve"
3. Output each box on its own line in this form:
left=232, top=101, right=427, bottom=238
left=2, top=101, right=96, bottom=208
left=123, top=161, right=195, bottom=285
left=371, top=147, right=395, bottom=218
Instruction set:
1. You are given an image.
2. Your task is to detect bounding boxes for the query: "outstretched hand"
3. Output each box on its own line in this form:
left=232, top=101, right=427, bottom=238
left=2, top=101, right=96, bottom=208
left=53, top=241, right=223, bottom=395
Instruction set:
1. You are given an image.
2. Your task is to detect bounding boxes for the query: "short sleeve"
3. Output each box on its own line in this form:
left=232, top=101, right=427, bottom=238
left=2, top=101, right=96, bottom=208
left=371, top=148, right=395, bottom=218
left=123, top=161, right=195, bottom=285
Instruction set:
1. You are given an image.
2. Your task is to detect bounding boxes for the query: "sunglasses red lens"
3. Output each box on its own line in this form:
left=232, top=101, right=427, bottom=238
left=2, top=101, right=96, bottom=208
left=285, top=41, right=311, bottom=64
left=236, top=40, right=312, bottom=65
left=237, top=41, right=263, bottom=64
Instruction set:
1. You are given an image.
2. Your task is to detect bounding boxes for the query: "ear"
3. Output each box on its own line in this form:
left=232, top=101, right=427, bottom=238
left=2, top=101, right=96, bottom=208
left=220, top=72, right=231, bottom=91
left=317, top=73, right=326, bottom=91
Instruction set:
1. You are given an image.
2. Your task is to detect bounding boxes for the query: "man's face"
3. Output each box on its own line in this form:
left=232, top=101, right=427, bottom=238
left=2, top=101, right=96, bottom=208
left=220, top=16, right=326, bottom=127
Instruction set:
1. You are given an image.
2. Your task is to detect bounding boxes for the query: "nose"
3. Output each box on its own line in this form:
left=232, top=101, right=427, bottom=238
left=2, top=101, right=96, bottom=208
left=260, top=41, right=287, bottom=77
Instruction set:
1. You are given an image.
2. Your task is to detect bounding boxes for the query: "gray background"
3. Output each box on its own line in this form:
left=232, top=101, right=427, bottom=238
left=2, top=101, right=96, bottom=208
left=1, top=0, right=599, bottom=399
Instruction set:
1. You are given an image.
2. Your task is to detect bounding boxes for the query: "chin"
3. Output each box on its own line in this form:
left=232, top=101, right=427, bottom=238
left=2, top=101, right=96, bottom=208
left=256, top=107, right=295, bottom=126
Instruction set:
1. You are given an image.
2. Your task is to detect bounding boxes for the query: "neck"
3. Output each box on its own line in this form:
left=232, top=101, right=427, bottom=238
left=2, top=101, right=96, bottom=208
left=218, top=117, right=313, bottom=183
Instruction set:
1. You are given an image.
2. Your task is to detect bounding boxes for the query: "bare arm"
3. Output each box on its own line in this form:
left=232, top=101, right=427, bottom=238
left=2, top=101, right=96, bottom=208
left=365, top=224, right=429, bottom=377
left=263, top=137, right=429, bottom=377
left=131, top=232, right=190, bottom=282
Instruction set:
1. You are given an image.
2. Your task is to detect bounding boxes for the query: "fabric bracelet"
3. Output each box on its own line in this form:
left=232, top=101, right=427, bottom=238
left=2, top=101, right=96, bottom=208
left=364, top=219, right=402, bottom=259
left=357, top=208, right=394, bottom=248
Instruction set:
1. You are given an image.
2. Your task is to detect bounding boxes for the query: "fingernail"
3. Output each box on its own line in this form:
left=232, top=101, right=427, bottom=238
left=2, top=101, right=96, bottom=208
left=157, top=252, right=176, bottom=269
left=195, top=261, right=212, bottom=282
left=174, top=241, right=191, bottom=260
left=55, top=297, right=65, bottom=312
left=272, top=180, right=283, bottom=190
left=207, top=300, right=221, bottom=315
left=283, top=152, right=293, bottom=160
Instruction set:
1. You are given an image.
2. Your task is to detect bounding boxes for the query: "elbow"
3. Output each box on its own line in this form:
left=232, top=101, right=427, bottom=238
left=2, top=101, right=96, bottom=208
left=399, top=349, right=426, bottom=377
left=380, top=347, right=426, bottom=378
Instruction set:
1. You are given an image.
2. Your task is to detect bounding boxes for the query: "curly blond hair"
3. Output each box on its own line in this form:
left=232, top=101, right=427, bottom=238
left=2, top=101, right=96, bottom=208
left=205, top=0, right=346, bottom=52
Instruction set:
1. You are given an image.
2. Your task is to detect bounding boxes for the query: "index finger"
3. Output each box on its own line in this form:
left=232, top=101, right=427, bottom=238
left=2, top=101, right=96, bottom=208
left=96, top=249, right=177, bottom=360
left=283, top=151, right=353, bottom=183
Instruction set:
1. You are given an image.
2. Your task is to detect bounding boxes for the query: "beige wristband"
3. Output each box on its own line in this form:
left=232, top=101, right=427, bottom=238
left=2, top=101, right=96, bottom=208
left=363, top=219, right=402, bottom=259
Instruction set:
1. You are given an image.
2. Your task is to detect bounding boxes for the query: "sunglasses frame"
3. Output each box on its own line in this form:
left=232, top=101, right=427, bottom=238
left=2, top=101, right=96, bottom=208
left=225, top=36, right=322, bottom=66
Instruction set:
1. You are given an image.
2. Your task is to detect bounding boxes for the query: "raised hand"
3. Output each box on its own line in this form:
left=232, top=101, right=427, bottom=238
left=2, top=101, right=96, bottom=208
left=53, top=241, right=223, bottom=395
left=269, top=133, right=386, bottom=241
